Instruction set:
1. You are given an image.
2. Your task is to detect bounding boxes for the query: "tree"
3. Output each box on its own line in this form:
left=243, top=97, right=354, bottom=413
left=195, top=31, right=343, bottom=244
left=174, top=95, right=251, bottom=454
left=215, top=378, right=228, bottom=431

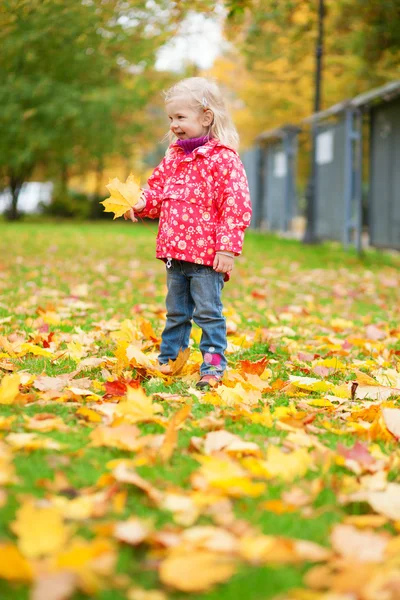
left=216, top=0, right=400, bottom=148
left=0, top=0, right=211, bottom=219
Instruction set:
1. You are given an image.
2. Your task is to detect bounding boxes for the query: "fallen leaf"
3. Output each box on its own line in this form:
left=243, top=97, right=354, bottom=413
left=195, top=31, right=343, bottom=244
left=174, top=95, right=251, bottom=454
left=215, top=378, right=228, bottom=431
left=54, top=537, right=116, bottom=594
left=0, top=543, right=33, bottom=581
left=0, top=373, right=20, bottom=404
left=127, top=588, right=168, bottom=600
left=167, top=347, right=191, bottom=375
left=159, top=550, right=236, bottom=592
left=331, top=524, right=389, bottom=562
left=382, top=408, right=400, bottom=440
left=114, top=518, right=151, bottom=545
left=159, top=403, right=191, bottom=462
left=5, top=432, right=63, bottom=451
left=11, top=500, right=71, bottom=558
left=90, top=424, right=140, bottom=451
left=31, top=571, right=77, bottom=600
left=111, top=462, right=162, bottom=504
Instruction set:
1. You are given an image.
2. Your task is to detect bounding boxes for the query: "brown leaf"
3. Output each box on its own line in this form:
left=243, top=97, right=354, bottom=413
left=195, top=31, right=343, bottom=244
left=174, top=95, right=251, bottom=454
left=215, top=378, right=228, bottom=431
left=114, top=518, right=151, bottom=545
left=331, top=524, right=389, bottom=562
left=382, top=407, right=400, bottom=440
left=159, top=404, right=191, bottom=463
left=167, top=347, right=191, bottom=375
left=112, top=462, right=162, bottom=504
left=31, top=571, right=77, bottom=600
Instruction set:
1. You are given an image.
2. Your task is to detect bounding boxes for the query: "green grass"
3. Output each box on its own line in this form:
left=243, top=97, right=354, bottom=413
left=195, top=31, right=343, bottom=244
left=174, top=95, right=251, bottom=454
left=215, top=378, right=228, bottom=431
left=0, top=222, right=399, bottom=600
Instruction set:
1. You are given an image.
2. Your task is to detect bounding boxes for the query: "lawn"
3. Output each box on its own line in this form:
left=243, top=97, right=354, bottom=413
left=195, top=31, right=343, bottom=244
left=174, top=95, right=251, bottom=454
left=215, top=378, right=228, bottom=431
left=0, top=222, right=399, bottom=600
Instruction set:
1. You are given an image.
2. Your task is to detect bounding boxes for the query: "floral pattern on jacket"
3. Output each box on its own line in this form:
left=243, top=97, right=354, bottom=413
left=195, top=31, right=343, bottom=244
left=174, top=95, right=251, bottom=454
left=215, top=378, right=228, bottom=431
left=140, top=138, right=252, bottom=267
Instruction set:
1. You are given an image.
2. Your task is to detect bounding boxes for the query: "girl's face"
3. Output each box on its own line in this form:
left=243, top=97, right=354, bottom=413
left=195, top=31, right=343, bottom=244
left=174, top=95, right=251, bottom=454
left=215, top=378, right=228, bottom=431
left=166, top=96, right=213, bottom=140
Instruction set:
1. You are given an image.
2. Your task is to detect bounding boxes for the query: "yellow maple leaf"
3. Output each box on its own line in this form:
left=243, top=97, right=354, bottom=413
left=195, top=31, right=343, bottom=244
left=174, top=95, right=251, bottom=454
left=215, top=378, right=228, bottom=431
left=101, top=174, right=141, bottom=219
left=114, top=386, right=163, bottom=424
left=11, top=501, right=71, bottom=558
left=0, top=373, right=20, bottom=405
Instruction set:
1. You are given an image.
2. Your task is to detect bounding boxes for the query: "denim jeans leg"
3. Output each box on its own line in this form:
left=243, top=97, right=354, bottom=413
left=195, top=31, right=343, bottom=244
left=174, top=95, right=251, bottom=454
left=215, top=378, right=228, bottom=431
left=159, top=263, right=194, bottom=364
left=189, top=267, right=227, bottom=376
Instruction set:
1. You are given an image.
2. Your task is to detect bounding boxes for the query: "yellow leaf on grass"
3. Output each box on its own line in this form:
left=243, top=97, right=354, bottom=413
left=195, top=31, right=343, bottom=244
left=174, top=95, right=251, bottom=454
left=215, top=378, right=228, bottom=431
left=0, top=415, right=16, bottom=429
left=115, top=386, right=163, bottom=424
left=5, top=432, right=63, bottom=451
left=101, top=175, right=141, bottom=219
left=0, top=543, right=33, bottom=581
left=313, top=358, right=346, bottom=370
left=54, top=537, right=116, bottom=594
left=11, top=501, right=71, bottom=558
left=0, top=441, right=17, bottom=485
left=159, top=550, right=236, bottom=592
left=18, top=343, right=53, bottom=358
left=90, top=424, right=140, bottom=452
left=76, top=407, right=103, bottom=423
left=217, top=383, right=262, bottom=407
left=128, top=589, right=167, bottom=600
left=262, top=446, right=313, bottom=481
left=289, top=376, right=334, bottom=393
left=193, top=455, right=266, bottom=497
left=0, top=373, right=20, bottom=405
left=23, top=414, right=68, bottom=432
left=305, top=398, right=334, bottom=408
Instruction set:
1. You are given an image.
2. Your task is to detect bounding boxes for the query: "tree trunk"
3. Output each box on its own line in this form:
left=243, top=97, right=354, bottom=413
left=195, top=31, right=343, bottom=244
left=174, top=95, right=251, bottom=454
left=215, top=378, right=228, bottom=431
left=8, top=172, right=24, bottom=221
left=61, top=161, right=69, bottom=196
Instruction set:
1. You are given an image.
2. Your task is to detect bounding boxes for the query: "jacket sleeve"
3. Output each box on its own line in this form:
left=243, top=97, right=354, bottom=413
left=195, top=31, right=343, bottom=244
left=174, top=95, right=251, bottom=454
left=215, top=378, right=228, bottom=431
left=215, top=152, right=252, bottom=255
left=139, top=156, right=168, bottom=219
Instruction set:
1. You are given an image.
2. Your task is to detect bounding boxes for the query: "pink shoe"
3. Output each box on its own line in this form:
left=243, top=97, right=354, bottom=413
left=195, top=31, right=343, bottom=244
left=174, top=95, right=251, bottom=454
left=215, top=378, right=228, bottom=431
left=196, top=374, right=222, bottom=390
left=158, top=363, right=172, bottom=375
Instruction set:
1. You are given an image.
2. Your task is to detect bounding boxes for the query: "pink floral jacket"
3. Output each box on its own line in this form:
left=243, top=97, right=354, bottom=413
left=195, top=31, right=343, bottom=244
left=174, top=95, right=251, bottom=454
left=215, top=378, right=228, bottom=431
left=140, top=138, right=252, bottom=267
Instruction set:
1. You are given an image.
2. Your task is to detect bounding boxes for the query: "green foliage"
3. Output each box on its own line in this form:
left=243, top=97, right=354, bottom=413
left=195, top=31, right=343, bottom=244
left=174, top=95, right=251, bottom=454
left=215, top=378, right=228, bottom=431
left=0, top=0, right=198, bottom=218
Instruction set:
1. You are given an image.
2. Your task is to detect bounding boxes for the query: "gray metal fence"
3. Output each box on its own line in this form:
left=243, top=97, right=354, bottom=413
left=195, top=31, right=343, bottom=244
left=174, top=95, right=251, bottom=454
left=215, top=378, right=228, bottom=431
left=304, top=106, right=362, bottom=247
left=244, top=79, right=400, bottom=251
left=241, top=147, right=263, bottom=228
left=367, top=96, right=400, bottom=250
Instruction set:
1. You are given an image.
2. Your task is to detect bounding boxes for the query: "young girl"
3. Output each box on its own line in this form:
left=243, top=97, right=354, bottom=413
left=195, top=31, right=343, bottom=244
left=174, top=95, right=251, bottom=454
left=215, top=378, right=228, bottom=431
left=125, top=77, right=251, bottom=389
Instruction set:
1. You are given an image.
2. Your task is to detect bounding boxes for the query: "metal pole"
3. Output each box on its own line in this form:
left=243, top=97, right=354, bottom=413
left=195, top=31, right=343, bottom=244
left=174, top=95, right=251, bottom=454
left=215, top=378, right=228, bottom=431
left=303, top=0, right=324, bottom=243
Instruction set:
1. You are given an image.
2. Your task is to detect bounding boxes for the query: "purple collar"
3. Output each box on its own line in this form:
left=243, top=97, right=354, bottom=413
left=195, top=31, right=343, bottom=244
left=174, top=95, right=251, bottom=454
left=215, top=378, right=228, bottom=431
left=176, top=135, right=210, bottom=155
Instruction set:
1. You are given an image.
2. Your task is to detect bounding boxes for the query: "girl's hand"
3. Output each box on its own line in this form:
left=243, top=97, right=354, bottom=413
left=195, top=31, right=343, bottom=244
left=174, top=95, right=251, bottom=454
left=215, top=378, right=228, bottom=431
left=213, top=252, right=234, bottom=274
left=123, top=194, right=146, bottom=222
left=123, top=208, right=138, bottom=222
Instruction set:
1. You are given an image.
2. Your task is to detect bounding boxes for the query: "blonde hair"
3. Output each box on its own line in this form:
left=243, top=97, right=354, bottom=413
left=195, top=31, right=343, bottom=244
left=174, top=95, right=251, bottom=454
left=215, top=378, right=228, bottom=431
left=164, top=77, right=239, bottom=150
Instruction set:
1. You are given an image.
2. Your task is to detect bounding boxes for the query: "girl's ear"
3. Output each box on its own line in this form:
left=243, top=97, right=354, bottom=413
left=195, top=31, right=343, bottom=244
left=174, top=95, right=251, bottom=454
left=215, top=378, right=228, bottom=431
left=201, top=109, right=214, bottom=127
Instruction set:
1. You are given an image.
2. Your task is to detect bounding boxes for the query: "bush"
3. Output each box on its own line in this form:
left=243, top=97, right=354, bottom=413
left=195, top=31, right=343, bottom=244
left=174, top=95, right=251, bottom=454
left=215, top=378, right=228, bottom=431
left=40, top=188, right=112, bottom=220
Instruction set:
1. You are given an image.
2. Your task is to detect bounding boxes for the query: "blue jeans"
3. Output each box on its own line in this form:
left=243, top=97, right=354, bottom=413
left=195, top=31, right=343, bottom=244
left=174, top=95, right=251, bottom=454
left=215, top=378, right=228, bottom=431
left=159, top=260, right=227, bottom=376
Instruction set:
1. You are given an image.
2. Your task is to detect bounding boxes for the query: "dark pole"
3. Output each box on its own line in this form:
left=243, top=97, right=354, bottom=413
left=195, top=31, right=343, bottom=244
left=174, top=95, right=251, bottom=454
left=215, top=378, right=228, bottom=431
left=303, top=0, right=324, bottom=243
